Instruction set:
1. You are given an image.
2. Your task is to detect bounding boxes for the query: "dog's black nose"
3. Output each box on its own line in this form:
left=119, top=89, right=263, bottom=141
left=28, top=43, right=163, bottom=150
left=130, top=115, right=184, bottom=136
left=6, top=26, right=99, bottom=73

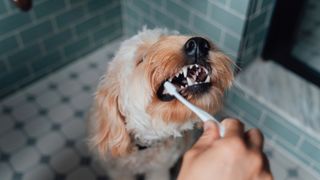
left=184, top=37, right=210, bottom=63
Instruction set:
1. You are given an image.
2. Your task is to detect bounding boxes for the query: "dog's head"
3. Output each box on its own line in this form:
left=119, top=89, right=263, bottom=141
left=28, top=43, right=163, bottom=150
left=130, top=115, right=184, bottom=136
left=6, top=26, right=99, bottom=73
left=89, top=28, right=233, bottom=157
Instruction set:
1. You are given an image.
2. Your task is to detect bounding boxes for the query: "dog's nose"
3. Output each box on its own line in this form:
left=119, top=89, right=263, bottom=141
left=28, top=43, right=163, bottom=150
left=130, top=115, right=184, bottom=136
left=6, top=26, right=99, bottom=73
left=184, top=37, right=210, bottom=63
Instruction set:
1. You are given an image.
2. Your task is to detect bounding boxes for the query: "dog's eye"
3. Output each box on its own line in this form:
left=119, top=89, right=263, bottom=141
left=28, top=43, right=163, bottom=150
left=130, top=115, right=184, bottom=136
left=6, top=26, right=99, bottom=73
left=136, top=58, right=143, bottom=66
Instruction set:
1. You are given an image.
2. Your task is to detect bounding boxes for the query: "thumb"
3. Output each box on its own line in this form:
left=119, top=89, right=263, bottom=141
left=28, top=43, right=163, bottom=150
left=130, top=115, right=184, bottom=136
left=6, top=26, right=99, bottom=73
left=192, top=121, right=220, bottom=149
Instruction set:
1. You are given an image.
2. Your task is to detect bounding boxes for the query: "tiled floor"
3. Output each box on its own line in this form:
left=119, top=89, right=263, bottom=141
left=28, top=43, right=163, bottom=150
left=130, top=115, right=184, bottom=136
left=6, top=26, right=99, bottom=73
left=0, top=40, right=318, bottom=180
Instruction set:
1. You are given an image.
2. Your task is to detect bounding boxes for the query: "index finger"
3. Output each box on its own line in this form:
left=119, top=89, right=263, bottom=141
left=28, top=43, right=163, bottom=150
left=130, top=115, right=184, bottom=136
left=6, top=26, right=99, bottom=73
left=221, top=118, right=244, bottom=138
left=192, top=121, right=220, bottom=149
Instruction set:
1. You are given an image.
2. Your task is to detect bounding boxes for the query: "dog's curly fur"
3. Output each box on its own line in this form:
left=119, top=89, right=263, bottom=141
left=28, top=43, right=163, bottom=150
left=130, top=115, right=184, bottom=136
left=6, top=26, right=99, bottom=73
left=88, top=28, right=234, bottom=180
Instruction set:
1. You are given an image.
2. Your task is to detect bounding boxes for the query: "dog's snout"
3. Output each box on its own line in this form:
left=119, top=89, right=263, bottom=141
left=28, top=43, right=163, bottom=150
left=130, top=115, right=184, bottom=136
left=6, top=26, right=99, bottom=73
left=184, top=37, right=210, bottom=63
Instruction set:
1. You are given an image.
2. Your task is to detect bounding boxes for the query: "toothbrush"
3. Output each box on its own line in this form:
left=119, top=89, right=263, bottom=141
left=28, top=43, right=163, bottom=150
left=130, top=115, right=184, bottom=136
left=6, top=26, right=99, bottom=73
left=164, top=81, right=225, bottom=137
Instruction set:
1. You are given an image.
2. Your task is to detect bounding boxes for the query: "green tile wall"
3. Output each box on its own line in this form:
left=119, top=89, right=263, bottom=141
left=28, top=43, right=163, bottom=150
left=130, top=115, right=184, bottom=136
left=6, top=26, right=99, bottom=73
left=0, top=0, right=122, bottom=99
left=239, top=0, right=276, bottom=66
left=1, top=0, right=318, bottom=175
left=121, top=0, right=250, bottom=61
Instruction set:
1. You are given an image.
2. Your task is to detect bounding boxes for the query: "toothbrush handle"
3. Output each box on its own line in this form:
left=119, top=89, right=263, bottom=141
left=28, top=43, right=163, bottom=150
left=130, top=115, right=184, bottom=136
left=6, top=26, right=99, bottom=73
left=173, top=91, right=225, bottom=137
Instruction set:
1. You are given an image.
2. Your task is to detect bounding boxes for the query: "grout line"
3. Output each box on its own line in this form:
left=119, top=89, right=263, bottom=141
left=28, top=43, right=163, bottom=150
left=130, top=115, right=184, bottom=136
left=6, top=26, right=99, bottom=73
left=65, top=0, right=71, bottom=9
left=234, top=81, right=320, bottom=143
left=295, top=135, right=304, bottom=149
left=50, top=16, right=59, bottom=33
left=258, top=110, right=266, bottom=125
left=143, top=0, right=239, bottom=51
left=2, top=57, right=10, bottom=72
left=267, top=139, right=320, bottom=178
left=170, top=0, right=243, bottom=38
left=255, top=0, right=263, bottom=14
left=210, top=0, right=246, bottom=20
left=0, top=37, right=120, bottom=97
left=220, top=31, right=226, bottom=47
left=248, top=3, right=274, bottom=21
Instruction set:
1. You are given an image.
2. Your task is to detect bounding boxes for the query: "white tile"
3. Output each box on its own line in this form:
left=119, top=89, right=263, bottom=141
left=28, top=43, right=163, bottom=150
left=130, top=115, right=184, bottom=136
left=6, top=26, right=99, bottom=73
left=24, top=80, right=47, bottom=95
left=67, top=167, right=95, bottom=180
left=70, top=93, right=92, bottom=110
left=66, top=60, right=89, bottom=74
left=61, top=118, right=86, bottom=139
left=22, top=165, right=53, bottom=180
left=50, top=148, right=80, bottom=174
left=24, top=117, right=52, bottom=138
left=12, top=102, right=38, bottom=122
left=1, top=92, right=26, bottom=107
left=58, top=80, right=82, bottom=96
left=95, top=59, right=109, bottom=72
left=0, top=163, right=13, bottom=180
left=46, top=71, right=70, bottom=85
left=269, top=159, right=287, bottom=180
left=48, top=104, right=73, bottom=123
left=294, top=167, right=319, bottom=180
left=10, top=147, right=40, bottom=172
left=36, top=132, right=65, bottom=155
left=0, top=115, right=14, bottom=134
left=271, top=148, right=296, bottom=168
left=265, top=142, right=318, bottom=180
left=0, top=130, right=26, bottom=152
left=36, top=91, right=61, bottom=109
left=75, top=140, right=90, bottom=157
left=78, top=71, right=100, bottom=87
left=91, top=160, right=107, bottom=176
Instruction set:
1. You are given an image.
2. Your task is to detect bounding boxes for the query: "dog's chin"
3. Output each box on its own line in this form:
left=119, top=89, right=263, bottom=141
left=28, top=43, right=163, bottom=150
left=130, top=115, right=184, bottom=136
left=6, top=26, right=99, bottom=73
left=156, top=64, right=212, bottom=101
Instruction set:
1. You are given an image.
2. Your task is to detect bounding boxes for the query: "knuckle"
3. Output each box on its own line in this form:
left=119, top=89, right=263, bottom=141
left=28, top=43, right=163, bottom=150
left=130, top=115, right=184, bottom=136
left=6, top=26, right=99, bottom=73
left=184, top=149, right=198, bottom=160
left=223, top=137, right=247, bottom=156
left=222, top=118, right=244, bottom=128
left=223, top=118, right=242, bottom=124
left=230, top=137, right=246, bottom=150
left=250, top=128, right=264, bottom=139
left=251, top=128, right=262, bottom=135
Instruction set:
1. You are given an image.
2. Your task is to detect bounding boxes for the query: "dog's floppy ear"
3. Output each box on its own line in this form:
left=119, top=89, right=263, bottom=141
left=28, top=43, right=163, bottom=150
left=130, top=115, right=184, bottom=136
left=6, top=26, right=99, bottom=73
left=89, top=73, right=131, bottom=157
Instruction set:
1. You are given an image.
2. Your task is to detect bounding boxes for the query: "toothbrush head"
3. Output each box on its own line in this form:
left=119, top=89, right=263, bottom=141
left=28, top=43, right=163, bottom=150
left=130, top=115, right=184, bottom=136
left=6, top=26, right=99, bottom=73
left=163, top=81, right=177, bottom=95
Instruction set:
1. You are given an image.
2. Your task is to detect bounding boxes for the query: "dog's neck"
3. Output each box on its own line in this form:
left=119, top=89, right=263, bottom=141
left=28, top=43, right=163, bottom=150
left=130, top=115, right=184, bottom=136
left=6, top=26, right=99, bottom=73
left=126, top=117, right=196, bottom=147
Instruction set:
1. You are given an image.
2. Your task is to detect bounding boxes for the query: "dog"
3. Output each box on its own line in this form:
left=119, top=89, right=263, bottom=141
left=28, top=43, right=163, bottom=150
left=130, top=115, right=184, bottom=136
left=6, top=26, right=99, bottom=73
left=88, top=28, right=233, bottom=180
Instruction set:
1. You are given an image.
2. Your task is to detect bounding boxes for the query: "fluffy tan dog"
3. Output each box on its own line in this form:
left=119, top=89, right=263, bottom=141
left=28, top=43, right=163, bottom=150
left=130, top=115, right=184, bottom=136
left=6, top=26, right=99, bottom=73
left=88, top=28, right=233, bottom=180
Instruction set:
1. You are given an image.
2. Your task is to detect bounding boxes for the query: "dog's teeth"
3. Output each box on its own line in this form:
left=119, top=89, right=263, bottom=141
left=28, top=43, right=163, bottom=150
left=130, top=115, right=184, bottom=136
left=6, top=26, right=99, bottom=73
left=180, top=85, right=184, bottom=89
left=187, top=77, right=194, bottom=86
left=205, top=76, right=210, bottom=83
left=163, top=89, right=168, bottom=94
left=182, top=67, right=188, bottom=77
left=204, top=68, right=208, bottom=74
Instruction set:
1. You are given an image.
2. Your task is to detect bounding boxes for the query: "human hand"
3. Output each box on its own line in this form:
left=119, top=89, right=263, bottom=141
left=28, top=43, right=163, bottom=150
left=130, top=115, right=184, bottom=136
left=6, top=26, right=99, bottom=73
left=178, top=118, right=273, bottom=180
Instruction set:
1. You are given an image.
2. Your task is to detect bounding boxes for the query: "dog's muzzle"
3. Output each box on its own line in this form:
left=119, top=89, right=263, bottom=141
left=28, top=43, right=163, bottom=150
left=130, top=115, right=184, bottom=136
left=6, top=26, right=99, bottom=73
left=157, top=37, right=213, bottom=101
